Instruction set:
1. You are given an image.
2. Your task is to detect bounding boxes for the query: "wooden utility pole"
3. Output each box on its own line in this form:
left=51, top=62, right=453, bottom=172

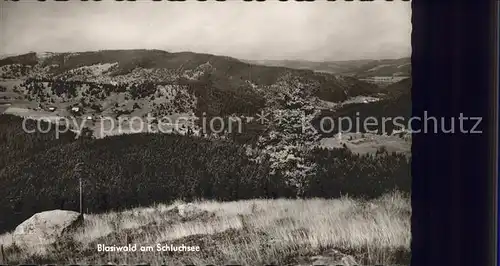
left=74, top=162, right=84, bottom=216
left=1, top=244, right=6, bottom=264
left=79, top=175, right=82, bottom=215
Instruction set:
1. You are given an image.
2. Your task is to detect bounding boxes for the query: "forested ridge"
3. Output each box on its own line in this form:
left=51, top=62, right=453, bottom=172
left=0, top=114, right=410, bottom=233
left=313, top=78, right=412, bottom=136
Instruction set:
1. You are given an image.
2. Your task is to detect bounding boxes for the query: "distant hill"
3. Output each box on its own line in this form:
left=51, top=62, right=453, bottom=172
left=247, top=57, right=411, bottom=77
left=0, top=50, right=379, bottom=92
left=379, top=77, right=412, bottom=97
left=313, top=78, right=412, bottom=136
left=0, top=50, right=381, bottom=119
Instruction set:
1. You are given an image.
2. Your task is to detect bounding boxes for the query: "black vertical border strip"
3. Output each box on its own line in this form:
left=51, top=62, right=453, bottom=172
left=494, top=2, right=499, bottom=266
left=494, top=2, right=499, bottom=265
left=411, top=1, right=497, bottom=266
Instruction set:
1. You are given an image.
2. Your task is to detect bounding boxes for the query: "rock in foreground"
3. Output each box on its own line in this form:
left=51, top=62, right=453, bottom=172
left=169, top=203, right=214, bottom=220
left=292, top=249, right=360, bottom=266
left=13, top=210, right=83, bottom=254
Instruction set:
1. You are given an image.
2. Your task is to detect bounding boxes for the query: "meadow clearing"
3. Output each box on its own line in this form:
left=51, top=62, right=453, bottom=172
left=0, top=191, right=410, bottom=266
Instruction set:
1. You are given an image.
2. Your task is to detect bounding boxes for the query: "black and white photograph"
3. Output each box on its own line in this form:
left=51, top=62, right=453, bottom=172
left=0, top=1, right=412, bottom=265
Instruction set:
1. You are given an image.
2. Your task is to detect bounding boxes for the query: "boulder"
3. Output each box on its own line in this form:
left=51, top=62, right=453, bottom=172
left=339, top=255, right=358, bottom=266
left=310, top=254, right=358, bottom=266
left=176, top=203, right=203, bottom=218
left=13, top=210, right=83, bottom=254
left=169, top=203, right=213, bottom=220
left=293, top=249, right=359, bottom=266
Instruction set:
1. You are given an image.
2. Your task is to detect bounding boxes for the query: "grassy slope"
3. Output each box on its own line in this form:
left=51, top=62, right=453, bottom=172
left=320, top=132, right=411, bottom=156
left=0, top=191, right=410, bottom=266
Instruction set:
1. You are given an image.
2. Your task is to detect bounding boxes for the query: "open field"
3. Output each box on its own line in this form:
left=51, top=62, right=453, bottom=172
left=0, top=191, right=410, bottom=266
left=1, top=104, right=411, bottom=155
left=0, top=105, right=9, bottom=114
left=320, top=132, right=411, bottom=155
left=0, top=80, right=33, bottom=108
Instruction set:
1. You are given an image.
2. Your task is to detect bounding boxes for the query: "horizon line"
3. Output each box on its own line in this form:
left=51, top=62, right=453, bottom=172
left=0, top=48, right=412, bottom=63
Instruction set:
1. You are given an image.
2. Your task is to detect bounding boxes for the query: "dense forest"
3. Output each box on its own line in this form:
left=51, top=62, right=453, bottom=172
left=0, top=115, right=78, bottom=170
left=0, top=114, right=410, bottom=234
left=313, top=78, right=412, bottom=136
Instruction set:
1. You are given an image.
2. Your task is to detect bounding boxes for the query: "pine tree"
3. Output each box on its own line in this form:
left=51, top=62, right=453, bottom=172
left=253, top=75, right=321, bottom=197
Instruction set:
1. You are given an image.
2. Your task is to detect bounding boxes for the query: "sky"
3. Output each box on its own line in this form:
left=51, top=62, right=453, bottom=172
left=0, top=1, right=411, bottom=62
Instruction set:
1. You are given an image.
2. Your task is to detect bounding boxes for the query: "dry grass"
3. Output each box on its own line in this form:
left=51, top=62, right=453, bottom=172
left=0, top=191, right=411, bottom=265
